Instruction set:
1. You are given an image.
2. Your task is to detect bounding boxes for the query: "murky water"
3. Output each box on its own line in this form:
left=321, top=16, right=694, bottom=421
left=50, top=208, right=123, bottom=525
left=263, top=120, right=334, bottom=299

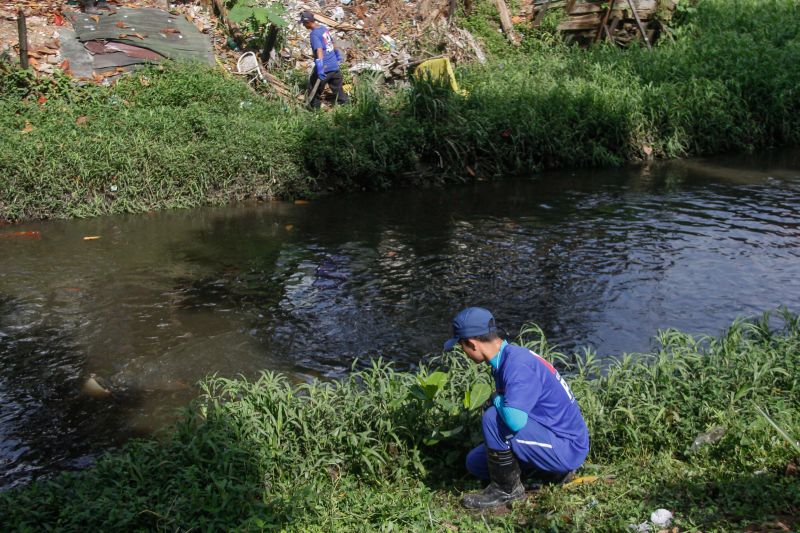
left=2, top=150, right=799, bottom=489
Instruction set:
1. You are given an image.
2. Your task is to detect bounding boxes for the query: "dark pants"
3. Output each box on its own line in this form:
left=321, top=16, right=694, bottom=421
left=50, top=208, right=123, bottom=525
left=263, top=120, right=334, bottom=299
left=308, top=70, right=349, bottom=109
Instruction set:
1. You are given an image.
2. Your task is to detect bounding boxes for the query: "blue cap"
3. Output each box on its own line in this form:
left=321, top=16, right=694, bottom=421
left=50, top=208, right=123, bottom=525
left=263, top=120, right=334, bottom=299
left=443, top=307, right=498, bottom=351
left=299, top=10, right=315, bottom=23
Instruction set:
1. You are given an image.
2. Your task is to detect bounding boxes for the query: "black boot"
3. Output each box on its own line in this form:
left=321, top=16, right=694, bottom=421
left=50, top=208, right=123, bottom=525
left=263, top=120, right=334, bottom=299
left=523, top=468, right=575, bottom=490
left=461, top=448, right=526, bottom=509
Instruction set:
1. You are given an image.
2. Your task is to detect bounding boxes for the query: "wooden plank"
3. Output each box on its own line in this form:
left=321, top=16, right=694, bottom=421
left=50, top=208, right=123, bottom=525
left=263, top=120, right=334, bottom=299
left=557, top=13, right=601, bottom=31
left=570, top=0, right=657, bottom=14
left=494, top=0, right=518, bottom=43
left=594, top=0, right=615, bottom=43
left=311, top=12, right=360, bottom=31
left=626, top=0, right=652, bottom=48
left=17, top=9, right=29, bottom=70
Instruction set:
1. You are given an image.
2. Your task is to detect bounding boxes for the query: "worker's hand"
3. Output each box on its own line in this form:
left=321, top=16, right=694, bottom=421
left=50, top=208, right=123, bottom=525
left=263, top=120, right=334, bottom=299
left=492, top=393, right=505, bottom=411
left=315, top=59, right=326, bottom=81
left=334, top=48, right=344, bottom=63
left=484, top=391, right=500, bottom=410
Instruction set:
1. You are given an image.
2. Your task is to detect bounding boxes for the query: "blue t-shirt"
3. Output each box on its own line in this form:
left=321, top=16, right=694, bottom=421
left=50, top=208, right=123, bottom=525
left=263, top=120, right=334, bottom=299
left=493, top=343, right=589, bottom=467
left=310, top=25, right=339, bottom=73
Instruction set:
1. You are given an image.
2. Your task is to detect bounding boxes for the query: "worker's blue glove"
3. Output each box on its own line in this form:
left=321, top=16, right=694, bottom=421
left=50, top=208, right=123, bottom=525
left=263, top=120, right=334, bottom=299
left=315, top=59, right=326, bottom=81
left=334, top=48, right=343, bottom=63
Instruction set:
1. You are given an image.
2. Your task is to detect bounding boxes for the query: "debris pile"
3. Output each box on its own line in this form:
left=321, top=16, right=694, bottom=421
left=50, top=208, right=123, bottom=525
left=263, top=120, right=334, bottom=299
left=233, top=0, right=486, bottom=82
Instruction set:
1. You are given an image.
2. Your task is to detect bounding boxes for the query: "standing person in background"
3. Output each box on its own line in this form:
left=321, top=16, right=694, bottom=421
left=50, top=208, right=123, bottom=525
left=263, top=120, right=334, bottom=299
left=442, top=307, right=590, bottom=509
left=299, top=11, right=349, bottom=109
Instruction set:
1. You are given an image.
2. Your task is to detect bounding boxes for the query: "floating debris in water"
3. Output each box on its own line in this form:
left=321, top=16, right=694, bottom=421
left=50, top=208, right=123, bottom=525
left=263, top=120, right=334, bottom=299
left=81, top=374, right=111, bottom=398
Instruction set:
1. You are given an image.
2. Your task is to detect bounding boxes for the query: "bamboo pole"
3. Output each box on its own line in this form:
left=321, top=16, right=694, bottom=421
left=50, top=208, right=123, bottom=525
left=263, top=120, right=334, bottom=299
left=17, top=9, right=29, bottom=70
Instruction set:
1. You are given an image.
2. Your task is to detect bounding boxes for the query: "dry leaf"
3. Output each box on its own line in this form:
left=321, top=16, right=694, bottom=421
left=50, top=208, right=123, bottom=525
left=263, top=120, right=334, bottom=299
left=161, top=27, right=180, bottom=34
left=37, top=95, right=47, bottom=105
left=21, top=120, right=33, bottom=134
left=130, top=33, right=147, bottom=40
left=76, top=116, right=88, bottom=125
left=115, top=21, right=128, bottom=28
left=60, top=59, right=71, bottom=74
left=643, top=144, right=653, bottom=155
left=53, top=13, right=64, bottom=25
left=139, top=76, right=150, bottom=86
left=89, top=15, right=100, bottom=23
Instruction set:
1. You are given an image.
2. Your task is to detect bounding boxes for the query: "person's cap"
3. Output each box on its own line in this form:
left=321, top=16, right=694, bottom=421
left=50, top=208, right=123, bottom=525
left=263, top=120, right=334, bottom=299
left=299, top=10, right=315, bottom=23
left=443, top=307, right=498, bottom=351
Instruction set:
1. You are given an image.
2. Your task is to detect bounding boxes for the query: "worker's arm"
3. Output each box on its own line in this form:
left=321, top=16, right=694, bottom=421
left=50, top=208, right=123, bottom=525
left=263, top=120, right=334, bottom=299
left=493, top=394, right=528, bottom=432
left=314, top=47, right=326, bottom=79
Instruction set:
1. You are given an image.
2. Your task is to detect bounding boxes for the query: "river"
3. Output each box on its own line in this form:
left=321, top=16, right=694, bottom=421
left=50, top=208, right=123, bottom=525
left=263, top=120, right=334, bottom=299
left=1, top=150, right=799, bottom=490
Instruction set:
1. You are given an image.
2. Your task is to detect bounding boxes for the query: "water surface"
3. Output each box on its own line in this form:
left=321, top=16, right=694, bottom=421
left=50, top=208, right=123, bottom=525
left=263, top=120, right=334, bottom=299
left=1, top=150, right=799, bottom=489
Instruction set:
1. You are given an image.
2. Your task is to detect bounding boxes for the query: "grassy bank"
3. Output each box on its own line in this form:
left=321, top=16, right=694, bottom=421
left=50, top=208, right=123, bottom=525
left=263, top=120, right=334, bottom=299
left=1, top=314, right=798, bottom=531
left=2, top=0, right=800, bottom=222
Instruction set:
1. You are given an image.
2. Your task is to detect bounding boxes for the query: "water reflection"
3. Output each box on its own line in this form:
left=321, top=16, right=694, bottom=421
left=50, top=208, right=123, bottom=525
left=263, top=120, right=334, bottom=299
left=1, top=150, right=799, bottom=488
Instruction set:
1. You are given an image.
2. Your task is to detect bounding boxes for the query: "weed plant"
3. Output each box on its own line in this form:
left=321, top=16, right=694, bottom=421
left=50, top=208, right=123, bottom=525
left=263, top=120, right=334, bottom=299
left=1, top=312, right=798, bottom=531
left=2, top=0, right=800, bottom=222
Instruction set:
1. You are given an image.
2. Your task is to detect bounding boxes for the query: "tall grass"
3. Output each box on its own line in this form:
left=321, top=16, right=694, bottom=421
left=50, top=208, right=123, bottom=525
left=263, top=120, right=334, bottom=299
left=1, top=312, right=798, bottom=531
left=2, top=0, right=800, bottom=222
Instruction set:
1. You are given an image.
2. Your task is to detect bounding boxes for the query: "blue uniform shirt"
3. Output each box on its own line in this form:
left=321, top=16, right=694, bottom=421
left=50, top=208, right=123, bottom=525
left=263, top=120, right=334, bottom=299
left=310, top=25, right=339, bottom=73
left=492, top=343, right=589, bottom=468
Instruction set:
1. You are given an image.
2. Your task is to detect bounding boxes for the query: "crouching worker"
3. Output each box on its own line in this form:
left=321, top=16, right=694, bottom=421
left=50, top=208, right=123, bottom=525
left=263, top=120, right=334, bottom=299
left=299, top=11, right=349, bottom=109
left=443, top=307, right=590, bottom=509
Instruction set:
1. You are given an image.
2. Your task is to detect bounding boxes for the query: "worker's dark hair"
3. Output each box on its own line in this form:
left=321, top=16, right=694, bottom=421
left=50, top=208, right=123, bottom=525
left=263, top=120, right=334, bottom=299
left=466, top=332, right=500, bottom=343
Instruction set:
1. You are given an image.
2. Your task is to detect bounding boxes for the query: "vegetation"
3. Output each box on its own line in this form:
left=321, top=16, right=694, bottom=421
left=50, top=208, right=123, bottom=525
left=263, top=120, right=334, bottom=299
left=1, top=313, right=798, bottom=531
left=2, top=0, right=800, bottom=221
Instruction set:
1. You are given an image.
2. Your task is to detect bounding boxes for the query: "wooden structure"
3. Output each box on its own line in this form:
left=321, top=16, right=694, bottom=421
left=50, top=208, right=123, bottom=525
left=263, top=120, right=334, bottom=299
left=526, top=0, right=674, bottom=47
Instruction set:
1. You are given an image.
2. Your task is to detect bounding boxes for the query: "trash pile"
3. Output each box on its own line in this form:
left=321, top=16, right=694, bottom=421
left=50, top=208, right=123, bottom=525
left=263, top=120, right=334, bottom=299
left=264, top=0, right=486, bottom=81
left=1, top=0, right=487, bottom=87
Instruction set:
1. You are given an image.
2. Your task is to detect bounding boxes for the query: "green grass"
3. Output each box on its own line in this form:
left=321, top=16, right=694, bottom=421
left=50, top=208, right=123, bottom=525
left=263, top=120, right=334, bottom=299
left=1, top=312, right=798, bottom=531
left=2, top=0, right=800, bottom=222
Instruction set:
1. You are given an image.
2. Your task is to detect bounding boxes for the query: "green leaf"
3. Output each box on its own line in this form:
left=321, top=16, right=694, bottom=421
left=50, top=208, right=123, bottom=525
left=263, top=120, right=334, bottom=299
left=266, top=3, right=288, bottom=27
left=228, top=4, right=253, bottom=23
left=251, top=7, right=269, bottom=24
left=408, top=384, right=428, bottom=401
left=467, top=382, right=491, bottom=410
left=438, top=426, right=463, bottom=438
left=426, top=371, right=448, bottom=389
left=436, top=398, right=459, bottom=412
